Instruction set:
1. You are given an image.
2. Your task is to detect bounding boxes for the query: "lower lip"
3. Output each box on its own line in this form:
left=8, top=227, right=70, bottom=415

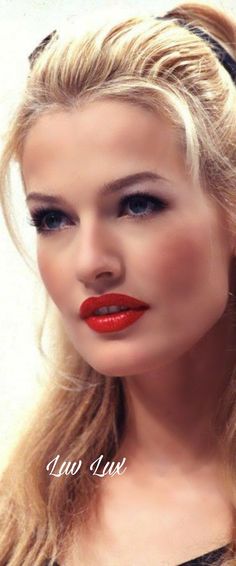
left=83, top=308, right=148, bottom=333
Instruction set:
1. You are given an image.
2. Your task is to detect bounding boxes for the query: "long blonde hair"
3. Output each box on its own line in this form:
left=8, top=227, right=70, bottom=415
left=1, top=2, right=236, bottom=564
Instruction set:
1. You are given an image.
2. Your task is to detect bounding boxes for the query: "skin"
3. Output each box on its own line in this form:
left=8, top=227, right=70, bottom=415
left=22, top=100, right=236, bottom=562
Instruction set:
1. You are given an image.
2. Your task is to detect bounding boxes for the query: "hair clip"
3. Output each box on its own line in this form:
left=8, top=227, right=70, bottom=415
left=28, top=29, right=58, bottom=69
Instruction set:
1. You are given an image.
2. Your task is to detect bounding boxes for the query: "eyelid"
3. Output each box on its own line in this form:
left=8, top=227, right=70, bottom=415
left=28, top=189, right=169, bottom=216
left=28, top=186, right=168, bottom=210
left=27, top=189, right=170, bottom=235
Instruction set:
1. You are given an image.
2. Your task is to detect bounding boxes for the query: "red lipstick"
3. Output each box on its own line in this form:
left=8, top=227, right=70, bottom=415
left=79, top=293, right=150, bottom=334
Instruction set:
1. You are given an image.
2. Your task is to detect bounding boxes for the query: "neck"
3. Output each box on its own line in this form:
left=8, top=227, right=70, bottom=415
left=118, top=307, right=235, bottom=478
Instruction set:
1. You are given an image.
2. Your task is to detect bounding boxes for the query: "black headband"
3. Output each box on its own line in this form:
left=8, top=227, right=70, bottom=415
left=29, top=18, right=236, bottom=84
left=29, top=30, right=58, bottom=68
left=155, top=15, right=236, bottom=83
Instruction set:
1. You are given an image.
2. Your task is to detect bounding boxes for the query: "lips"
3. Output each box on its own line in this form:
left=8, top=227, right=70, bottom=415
left=79, top=293, right=149, bottom=319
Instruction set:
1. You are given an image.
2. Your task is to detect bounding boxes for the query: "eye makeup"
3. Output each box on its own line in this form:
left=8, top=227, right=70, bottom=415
left=27, top=190, right=169, bottom=236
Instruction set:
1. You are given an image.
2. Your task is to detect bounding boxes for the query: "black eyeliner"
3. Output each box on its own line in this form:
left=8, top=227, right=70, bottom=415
left=27, top=190, right=169, bottom=235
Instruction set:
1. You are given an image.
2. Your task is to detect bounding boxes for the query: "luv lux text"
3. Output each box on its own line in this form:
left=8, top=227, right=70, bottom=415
left=46, top=453, right=127, bottom=477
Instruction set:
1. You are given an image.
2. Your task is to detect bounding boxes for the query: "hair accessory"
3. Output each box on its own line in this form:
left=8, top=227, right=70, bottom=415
left=28, top=30, right=58, bottom=68
left=28, top=18, right=236, bottom=84
left=155, top=15, right=236, bottom=83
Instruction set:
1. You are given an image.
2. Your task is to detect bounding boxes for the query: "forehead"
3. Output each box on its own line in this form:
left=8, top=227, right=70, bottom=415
left=21, top=99, right=187, bottom=189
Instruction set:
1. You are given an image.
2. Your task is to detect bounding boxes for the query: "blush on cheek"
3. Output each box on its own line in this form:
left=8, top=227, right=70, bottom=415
left=156, top=233, right=209, bottom=300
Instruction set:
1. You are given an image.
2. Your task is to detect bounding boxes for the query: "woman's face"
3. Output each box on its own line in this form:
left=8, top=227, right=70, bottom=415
left=22, top=100, right=233, bottom=376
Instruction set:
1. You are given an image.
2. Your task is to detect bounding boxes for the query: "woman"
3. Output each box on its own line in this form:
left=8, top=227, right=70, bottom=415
left=0, top=1, right=236, bottom=564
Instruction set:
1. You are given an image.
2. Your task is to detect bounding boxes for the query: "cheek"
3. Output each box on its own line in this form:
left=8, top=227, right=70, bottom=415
left=37, top=248, right=66, bottom=306
left=148, top=228, right=211, bottom=300
left=158, top=237, right=206, bottom=297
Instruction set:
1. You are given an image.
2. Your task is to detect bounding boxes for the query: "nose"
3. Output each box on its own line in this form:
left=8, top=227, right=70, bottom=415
left=74, top=220, right=123, bottom=288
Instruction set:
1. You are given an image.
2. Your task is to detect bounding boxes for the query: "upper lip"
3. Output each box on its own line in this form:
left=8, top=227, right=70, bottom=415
left=79, top=293, right=150, bottom=319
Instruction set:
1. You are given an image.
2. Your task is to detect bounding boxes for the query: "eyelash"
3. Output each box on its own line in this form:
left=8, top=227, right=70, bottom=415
left=27, top=191, right=169, bottom=236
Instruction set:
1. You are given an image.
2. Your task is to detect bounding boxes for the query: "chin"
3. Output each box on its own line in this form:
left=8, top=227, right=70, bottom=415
left=87, top=355, right=160, bottom=378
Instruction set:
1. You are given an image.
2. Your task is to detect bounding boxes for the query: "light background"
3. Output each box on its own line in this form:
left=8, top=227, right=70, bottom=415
left=0, top=0, right=235, bottom=473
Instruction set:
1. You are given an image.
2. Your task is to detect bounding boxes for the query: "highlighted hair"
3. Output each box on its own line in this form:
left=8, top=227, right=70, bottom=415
left=1, top=3, right=236, bottom=564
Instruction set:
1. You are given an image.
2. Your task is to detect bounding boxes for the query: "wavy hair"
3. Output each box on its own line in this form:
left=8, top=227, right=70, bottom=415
left=1, top=2, right=236, bottom=564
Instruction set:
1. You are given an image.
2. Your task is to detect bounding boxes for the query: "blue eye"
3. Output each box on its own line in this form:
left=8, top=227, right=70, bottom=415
left=27, top=208, right=70, bottom=234
left=27, top=191, right=169, bottom=236
left=119, top=192, right=168, bottom=218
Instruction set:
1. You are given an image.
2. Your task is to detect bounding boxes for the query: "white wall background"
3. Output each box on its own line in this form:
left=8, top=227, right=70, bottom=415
left=0, top=0, right=236, bottom=473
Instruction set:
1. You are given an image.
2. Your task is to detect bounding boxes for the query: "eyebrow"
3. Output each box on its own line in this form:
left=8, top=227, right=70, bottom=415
left=25, top=171, right=170, bottom=206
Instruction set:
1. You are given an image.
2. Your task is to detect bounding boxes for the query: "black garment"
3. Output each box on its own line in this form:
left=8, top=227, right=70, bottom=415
left=46, top=544, right=228, bottom=565
left=178, top=544, right=228, bottom=565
